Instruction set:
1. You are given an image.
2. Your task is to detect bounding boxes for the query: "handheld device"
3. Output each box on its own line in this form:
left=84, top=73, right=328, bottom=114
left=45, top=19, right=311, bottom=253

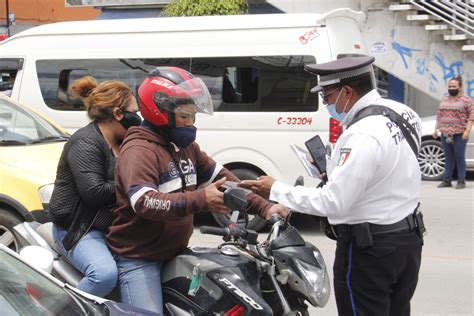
left=304, top=135, right=327, bottom=174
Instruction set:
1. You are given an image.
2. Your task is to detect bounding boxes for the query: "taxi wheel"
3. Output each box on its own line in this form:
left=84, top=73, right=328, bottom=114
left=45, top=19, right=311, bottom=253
left=0, top=208, right=26, bottom=252
left=212, top=168, right=267, bottom=232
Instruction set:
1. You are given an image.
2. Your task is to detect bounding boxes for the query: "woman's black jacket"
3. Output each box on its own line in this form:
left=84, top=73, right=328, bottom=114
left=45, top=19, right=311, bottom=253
left=48, top=122, right=116, bottom=251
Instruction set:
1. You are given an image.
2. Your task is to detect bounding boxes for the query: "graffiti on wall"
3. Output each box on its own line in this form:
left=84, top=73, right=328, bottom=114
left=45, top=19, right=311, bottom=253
left=390, top=31, right=473, bottom=98
left=391, top=42, right=421, bottom=69
left=433, top=54, right=463, bottom=84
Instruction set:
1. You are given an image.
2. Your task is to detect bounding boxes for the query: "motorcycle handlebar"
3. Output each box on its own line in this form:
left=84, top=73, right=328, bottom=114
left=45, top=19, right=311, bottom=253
left=200, top=226, right=228, bottom=236
left=268, top=214, right=285, bottom=227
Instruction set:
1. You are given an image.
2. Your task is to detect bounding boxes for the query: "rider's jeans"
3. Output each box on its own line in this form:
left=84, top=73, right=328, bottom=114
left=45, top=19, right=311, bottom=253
left=52, top=225, right=118, bottom=297
left=114, top=254, right=163, bottom=314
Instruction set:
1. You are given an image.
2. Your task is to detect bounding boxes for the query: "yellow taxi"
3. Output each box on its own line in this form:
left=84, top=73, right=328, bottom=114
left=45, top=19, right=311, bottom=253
left=0, top=94, right=68, bottom=252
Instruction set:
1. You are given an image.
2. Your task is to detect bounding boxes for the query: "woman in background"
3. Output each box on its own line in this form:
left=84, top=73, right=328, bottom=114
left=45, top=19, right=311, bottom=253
left=433, top=76, right=473, bottom=189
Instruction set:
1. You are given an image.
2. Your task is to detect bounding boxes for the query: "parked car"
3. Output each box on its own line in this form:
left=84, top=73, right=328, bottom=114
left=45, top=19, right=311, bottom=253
left=0, top=94, right=68, bottom=252
left=419, top=115, right=474, bottom=181
left=0, top=244, right=159, bottom=315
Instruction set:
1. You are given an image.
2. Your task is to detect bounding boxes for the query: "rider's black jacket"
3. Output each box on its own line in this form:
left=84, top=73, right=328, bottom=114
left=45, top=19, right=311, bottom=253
left=48, top=122, right=116, bottom=251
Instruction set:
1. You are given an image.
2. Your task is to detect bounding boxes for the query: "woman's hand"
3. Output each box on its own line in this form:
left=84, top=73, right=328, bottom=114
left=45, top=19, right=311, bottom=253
left=432, top=131, right=439, bottom=139
left=462, top=130, right=470, bottom=141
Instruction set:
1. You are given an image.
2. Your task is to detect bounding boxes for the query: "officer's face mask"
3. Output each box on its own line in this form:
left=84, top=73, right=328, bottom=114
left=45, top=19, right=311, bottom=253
left=326, top=88, right=350, bottom=121
left=119, top=111, right=142, bottom=130
left=168, top=126, right=197, bottom=148
left=448, top=89, right=459, bottom=97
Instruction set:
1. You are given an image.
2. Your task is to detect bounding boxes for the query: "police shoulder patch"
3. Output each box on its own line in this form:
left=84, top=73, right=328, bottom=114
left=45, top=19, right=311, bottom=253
left=337, top=148, right=351, bottom=166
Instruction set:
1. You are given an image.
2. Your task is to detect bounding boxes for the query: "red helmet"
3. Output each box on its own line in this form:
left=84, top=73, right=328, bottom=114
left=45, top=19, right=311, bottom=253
left=138, top=66, right=213, bottom=127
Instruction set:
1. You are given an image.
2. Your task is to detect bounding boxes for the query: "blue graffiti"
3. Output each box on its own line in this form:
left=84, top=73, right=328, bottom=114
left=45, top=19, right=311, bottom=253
left=429, top=73, right=438, bottom=93
left=467, top=80, right=474, bottom=98
left=433, top=54, right=463, bottom=83
left=415, top=59, right=426, bottom=75
left=391, top=41, right=421, bottom=69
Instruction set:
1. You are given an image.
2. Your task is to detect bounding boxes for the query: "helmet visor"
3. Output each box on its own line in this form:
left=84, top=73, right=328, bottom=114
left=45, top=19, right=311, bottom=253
left=153, top=77, right=213, bottom=115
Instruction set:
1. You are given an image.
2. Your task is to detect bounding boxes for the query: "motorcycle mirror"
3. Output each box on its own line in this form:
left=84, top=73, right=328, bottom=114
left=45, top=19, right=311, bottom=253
left=223, top=187, right=249, bottom=211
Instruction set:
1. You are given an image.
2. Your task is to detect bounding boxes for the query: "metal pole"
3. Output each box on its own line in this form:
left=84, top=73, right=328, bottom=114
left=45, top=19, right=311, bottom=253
left=5, top=0, right=10, bottom=36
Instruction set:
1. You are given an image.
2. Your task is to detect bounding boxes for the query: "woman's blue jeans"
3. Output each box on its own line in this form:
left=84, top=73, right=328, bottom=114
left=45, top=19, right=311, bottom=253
left=441, top=133, right=467, bottom=182
left=52, top=225, right=118, bottom=297
left=114, top=255, right=163, bottom=314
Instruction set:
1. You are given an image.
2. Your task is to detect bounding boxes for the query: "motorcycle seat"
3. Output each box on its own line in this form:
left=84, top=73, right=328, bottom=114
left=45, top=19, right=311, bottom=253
left=36, top=222, right=61, bottom=254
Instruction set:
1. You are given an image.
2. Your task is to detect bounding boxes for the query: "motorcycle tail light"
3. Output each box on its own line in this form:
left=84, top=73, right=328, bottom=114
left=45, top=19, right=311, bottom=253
left=225, top=304, right=246, bottom=316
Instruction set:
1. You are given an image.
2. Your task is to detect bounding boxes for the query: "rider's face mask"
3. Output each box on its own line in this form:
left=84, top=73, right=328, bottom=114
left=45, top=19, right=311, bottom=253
left=168, top=126, right=197, bottom=148
left=168, top=105, right=197, bottom=148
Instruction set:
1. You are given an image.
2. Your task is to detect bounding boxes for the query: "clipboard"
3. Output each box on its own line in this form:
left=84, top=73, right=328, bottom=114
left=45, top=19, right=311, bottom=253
left=290, top=143, right=321, bottom=178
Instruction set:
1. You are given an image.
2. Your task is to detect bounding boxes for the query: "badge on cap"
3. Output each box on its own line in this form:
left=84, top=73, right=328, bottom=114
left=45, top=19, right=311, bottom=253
left=337, top=148, right=351, bottom=166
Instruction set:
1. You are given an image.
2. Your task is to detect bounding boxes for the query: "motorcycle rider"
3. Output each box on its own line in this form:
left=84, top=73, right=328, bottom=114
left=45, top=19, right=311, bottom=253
left=106, top=66, right=286, bottom=313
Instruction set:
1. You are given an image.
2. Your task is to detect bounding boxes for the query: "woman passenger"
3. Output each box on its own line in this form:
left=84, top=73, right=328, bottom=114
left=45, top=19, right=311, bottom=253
left=48, top=76, right=141, bottom=296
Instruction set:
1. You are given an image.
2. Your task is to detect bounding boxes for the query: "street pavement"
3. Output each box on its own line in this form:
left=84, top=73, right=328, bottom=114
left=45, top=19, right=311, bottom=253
left=190, top=177, right=473, bottom=315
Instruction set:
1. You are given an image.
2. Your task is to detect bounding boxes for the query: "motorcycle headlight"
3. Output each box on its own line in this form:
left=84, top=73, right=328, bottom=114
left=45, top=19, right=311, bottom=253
left=38, top=184, right=54, bottom=207
left=293, top=250, right=330, bottom=307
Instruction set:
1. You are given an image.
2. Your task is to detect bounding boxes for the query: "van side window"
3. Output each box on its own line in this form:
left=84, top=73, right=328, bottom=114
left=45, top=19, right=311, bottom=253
left=191, top=56, right=317, bottom=112
left=0, top=71, right=17, bottom=97
left=36, top=55, right=318, bottom=112
left=0, top=58, right=23, bottom=97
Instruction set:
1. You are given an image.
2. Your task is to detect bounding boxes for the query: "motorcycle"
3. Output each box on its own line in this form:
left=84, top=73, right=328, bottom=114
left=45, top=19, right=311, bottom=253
left=14, top=180, right=330, bottom=315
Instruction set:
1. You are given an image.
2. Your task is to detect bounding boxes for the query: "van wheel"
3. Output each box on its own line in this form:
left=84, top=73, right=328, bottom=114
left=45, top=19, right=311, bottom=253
left=418, top=139, right=445, bottom=181
left=0, top=208, right=26, bottom=252
left=212, top=168, right=267, bottom=232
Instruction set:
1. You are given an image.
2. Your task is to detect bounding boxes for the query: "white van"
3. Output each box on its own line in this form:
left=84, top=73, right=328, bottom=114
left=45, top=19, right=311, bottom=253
left=0, top=9, right=368, bottom=230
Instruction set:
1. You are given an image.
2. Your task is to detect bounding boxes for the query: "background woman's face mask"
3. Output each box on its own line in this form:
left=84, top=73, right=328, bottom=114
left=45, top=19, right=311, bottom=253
left=448, top=89, right=459, bottom=97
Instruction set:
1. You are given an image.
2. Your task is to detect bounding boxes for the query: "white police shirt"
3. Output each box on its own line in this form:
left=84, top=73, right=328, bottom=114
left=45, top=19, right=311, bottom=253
left=270, top=89, right=422, bottom=225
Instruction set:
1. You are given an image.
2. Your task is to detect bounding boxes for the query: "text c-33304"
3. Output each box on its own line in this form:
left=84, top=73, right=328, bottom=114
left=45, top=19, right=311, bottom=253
left=277, top=117, right=313, bottom=125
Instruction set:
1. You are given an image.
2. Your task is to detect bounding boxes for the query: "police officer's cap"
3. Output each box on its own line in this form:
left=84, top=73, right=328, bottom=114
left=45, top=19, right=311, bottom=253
left=305, top=55, right=375, bottom=93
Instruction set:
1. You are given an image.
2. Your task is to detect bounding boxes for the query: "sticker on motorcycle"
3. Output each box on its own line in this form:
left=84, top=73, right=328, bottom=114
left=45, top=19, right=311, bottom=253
left=218, top=277, right=263, bottom=310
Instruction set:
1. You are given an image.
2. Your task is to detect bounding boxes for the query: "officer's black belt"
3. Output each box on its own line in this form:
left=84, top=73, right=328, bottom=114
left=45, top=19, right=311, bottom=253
left=332, top=214, right=417, bottom=238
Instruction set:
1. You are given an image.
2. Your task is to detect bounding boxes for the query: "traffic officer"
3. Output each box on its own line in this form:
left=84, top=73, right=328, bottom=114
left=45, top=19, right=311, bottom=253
left=241, top=55, right=425, bottom=316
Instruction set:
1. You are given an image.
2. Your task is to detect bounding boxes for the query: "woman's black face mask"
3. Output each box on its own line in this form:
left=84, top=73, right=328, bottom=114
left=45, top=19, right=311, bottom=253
left=448, top=89, right=459, bottom=97
left=119, top=111, right=142, bottom=130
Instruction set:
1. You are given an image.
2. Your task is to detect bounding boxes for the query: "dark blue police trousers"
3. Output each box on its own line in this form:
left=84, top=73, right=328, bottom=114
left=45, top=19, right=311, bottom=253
left=333, top=229, right=423, bottom=316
